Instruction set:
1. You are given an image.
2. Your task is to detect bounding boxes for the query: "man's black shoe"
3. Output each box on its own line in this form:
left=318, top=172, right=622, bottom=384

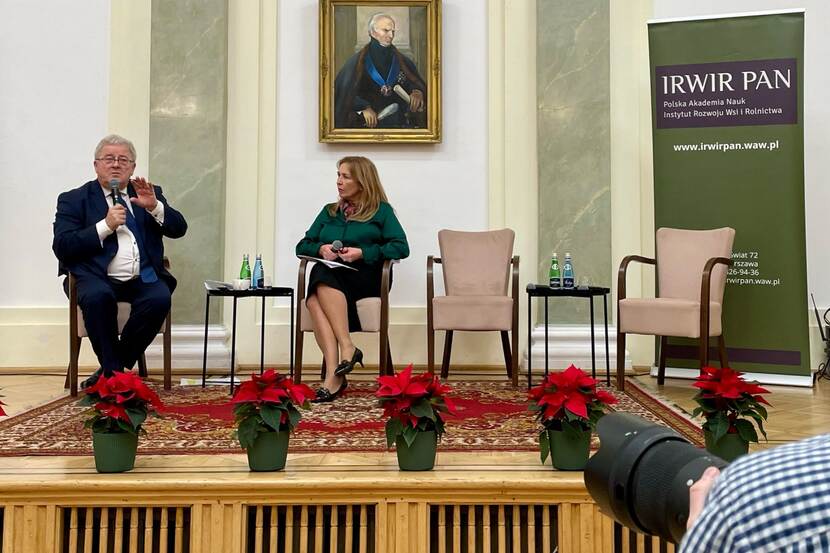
left=80, top=369, right=103, bottom=390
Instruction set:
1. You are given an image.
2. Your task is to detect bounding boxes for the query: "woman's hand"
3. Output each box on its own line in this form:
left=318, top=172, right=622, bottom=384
left=338, top=246, right=363, bottom=263
left=319, top=244, right=339, bottom=261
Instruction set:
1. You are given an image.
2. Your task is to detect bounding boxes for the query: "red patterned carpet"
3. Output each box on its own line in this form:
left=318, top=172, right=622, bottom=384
left=0, top=379, right=701, bottom=456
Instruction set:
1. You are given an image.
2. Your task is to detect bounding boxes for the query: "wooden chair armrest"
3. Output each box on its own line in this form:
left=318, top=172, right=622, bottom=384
left=700, top=256, right=733, bottom=306
left=296, top=258, right=309, bottom=303
left=510, top=255, right=520, bottom=325
left=427, top=256, right=438, bottom=332
left=617, top=255, right=656, bottom=301
left=380, top=259, right=395, bottom=335
left=68, top=272, right=78, bottom=338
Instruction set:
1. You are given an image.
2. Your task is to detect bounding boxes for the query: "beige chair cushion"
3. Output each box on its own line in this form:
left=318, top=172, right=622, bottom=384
left=76, top=304, right=167, bottom=338
left=656, top=227, right=735, bottom=304
left=300, top=297, right=382, bottom=333
left=432, top=296, right=513, bottom=331
left=438, top=229, right=514, bottom=296
left=619, top=298, right=722, bottom=338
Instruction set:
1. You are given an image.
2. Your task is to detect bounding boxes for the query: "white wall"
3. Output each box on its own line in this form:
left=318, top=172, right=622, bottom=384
left=273, top=1, right=489, bottom=307
left=652, top=1, right=830, bottom=309
left=0, top=1, right=110, bottom=307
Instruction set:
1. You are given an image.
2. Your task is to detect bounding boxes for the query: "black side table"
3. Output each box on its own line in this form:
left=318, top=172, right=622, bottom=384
left=201, top=283, right=294, bottom=393
left=526, top=284, right=611, bottom=388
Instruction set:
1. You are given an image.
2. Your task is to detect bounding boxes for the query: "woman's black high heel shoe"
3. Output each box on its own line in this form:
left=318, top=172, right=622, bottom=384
left=311, top=376, right=348, bottom=403
left=334, top=348, right=364, bottom=376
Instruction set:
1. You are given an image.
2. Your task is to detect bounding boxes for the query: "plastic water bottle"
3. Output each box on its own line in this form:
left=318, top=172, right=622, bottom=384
left=563, top=253, right=575, bottom=288
left=252, top=254, right=263, bottom=289
left=548, top=252, right=561, bottom=288
left=239, top=254, right=251, bottom=280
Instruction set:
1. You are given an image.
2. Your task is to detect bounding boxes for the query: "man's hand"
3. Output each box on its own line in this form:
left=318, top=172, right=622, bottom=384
left=130, top=177, right=158, bottom=210
left=687, top=466, right=720, bottom=530
left=362, top=107, right=378, bottom=128
left=319, top=244, right=339, bottom=261
left=409, top=89, right=424, bottom=112
left=106, top=204, right=127, bottom=231
left=338, top=246, right=363, bottom=263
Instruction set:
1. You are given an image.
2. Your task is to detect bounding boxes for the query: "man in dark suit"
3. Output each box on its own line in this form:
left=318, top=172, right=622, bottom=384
left=52, top=134, right=187, bottom=386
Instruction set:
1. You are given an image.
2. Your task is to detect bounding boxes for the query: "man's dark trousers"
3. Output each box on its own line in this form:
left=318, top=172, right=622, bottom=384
left=76, top=274, right=171, bottom=376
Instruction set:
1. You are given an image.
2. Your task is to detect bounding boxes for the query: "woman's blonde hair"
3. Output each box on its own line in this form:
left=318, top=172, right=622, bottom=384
left=327, top=156, right=389, bottom=222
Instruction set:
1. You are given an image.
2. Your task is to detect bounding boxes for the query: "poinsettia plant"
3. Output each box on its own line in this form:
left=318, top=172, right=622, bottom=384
left=692, top=366, right=771, bottom=444
left=80, top=370, right=163, bottom=435
left=376, top=365, right=457, bottom=448
left=528, top=365, right=617, bottom=462
left=232, top=370, right=315, bottom=449
left=0, top=391, right=6, bottom=416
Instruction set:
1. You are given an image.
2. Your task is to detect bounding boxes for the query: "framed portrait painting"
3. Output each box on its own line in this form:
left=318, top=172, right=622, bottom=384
left=319, top=0, right=442, bottom=143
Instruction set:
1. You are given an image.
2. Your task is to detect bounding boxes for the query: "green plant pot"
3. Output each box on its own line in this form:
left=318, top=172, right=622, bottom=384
left=395, top=431, right=437, bottom=471
left=246, top=431, right=290, bottom=472
left=704, top=430, right=749, bottom=462
left=547, top=428, right=591, bottom=471
left=92, top=430, right=138, bottom=473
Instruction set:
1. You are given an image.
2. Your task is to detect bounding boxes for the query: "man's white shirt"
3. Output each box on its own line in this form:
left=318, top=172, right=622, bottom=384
left=94, top=184, right=164, bottom=281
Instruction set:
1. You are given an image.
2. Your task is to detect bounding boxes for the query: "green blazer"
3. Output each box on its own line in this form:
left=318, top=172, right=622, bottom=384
left=296, top=202, right=409, bottom=264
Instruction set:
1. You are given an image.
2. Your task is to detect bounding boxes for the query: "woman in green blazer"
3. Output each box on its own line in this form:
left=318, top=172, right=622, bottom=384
left=296, top=156, right=409, bottom=402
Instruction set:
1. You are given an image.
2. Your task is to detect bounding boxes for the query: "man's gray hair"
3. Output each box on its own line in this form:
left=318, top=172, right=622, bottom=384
left=368, top=13, right=395, bottom=35
left=94, top=134, right=136, bottom=161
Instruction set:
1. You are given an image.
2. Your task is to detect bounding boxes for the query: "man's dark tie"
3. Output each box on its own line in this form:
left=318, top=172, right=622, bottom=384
left=112, top=193, right=158, bottom=283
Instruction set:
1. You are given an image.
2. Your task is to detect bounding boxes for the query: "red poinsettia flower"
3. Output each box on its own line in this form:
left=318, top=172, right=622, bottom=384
left=377, top=365, right=429, bottom=398
left=528, top=364, right=617, bottom=431
left=81, top=369, right=164, bottom=435
left=94, top=401, right=129, bottom=422
left=0, top=397, right=6, bottom=417
left=692, top=366, right=772, bottom=444
left=376, top=364, right=456, bottom=448
left=231, top=370, right=315, bottom=449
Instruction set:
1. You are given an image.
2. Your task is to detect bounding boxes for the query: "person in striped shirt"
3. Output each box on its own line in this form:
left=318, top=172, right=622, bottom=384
left=681, top=433, right=830, bottom=552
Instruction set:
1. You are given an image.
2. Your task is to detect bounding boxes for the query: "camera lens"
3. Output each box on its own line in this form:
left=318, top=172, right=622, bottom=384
left=584, top=413, right=728, bottom=544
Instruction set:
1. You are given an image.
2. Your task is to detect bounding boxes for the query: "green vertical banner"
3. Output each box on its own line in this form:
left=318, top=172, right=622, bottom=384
left=648, top=11, right=810, bottom=384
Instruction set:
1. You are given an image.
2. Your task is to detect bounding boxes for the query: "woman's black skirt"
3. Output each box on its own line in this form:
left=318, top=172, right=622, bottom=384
left=307, top=261, right=389, bottom=331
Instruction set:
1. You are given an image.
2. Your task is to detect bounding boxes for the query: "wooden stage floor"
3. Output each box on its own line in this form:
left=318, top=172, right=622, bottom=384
left=0, top=371, right=827, bottom=552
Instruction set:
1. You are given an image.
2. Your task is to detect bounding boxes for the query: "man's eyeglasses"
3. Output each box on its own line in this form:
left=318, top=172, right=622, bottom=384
left=95, top=156, right=134, bottom=166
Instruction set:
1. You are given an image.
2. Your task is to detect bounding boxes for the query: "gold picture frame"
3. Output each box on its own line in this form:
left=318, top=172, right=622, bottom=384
left=319, top=0, right=442, bottom=143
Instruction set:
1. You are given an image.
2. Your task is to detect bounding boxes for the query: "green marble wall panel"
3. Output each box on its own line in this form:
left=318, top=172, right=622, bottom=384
left=149, top=0, right=228, bottom=324
left=537, top=0, right=610, bottom=323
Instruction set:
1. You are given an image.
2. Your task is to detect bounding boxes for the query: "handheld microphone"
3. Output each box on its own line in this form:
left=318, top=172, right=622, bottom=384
left=331, top=240, right=344, bottom=253
left=109, top=179, right=121, bottom=205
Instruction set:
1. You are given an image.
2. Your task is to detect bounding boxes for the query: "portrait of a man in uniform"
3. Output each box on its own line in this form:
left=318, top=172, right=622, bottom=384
left=334, top=10, right=427, bottom=129
left=321, top=1, right=441, bottom=143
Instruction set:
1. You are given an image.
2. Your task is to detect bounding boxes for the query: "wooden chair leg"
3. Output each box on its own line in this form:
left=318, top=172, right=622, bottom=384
left=386, top=341, right=394, bottom=375
left=699, top=335, right=710, bottom=370
left=500, top=331, right=512, bottom=380
left=379, top=331, right=389, bottom=377
left=617, top=331, right=626, bottom=391
left=67, top=336, right=82, bottom=397
left=319, top=359, right=326, bottom=381
left=657, top=336, right=668, bottom=386
left=294, top=329, right=305, bottom=384
left=428, top=328, right=435, bottom=373
left=137, top=354, right=148, bottom=377
left=512, top=324, right=519, bottom=388
left=163, top=311, right=172, bottom=390
left=718, top=335, right=728, bottom=368
left=441, top=330, right=453, bottom=379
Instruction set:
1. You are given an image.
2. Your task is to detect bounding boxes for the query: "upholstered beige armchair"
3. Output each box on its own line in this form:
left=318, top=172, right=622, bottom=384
left=294, top=258, right=394, bottom=383
left=427, top=229, right=520, bottom=386
left=617, top=227, right=735, bottom=390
